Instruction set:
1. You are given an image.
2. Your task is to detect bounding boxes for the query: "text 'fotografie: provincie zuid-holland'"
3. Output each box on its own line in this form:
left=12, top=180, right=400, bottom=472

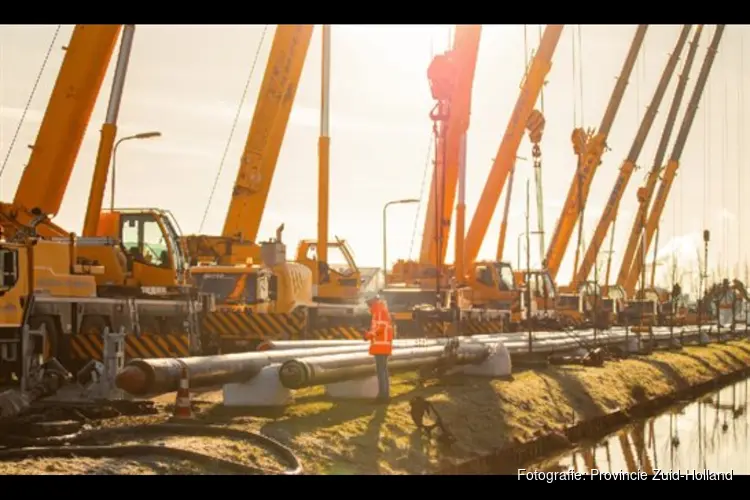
left=518, top=469, right=734, bottom=480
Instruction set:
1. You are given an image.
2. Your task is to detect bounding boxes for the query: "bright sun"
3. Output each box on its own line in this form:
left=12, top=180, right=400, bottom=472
left=338, top=24, right=454, bottom=68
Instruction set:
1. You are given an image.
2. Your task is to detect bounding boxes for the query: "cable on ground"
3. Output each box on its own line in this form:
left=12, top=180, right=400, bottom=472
left=0, top=422, right=303, bottom=475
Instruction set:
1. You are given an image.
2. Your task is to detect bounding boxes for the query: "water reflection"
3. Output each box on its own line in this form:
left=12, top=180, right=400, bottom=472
left=531, top=379, right=749, bottom=474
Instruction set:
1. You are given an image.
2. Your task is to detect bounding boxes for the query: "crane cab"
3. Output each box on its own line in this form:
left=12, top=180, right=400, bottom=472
left=295, top=238, right=362, bottom=304
left=517, top=269, right=557, bottom=323
left=466, top=261, right=517, bottom=309
left=96, top=208, right=189, bottom=294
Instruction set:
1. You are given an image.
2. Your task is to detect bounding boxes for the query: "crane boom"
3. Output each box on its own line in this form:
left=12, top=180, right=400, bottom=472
left=623, top=25, right=725, bottom=296
left=221, top=25, right=313, bottom=242
left=419, top=25, right=482, bottom=268
left=616, top=26, right=704, bottom=289
left=544, top=25, right=647, bottom=281
left=495, top=165, right=515, bottom=261
left=10, top=25, right=121, bottom=219
left=462, top=25, right=563, bottom=270
left=82, top=25, right=136, bottom=237
left=571, top=25, right=691, bottom=288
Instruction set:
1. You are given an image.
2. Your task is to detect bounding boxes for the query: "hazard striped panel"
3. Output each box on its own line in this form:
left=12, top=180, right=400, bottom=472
left=392, top=318, right=508, bottom=338
left=69, top=334, right=104, bottom=361
left=125, top=334, right=190, bottom=359
left=309, top=327, right=366, bottom=340
left=461, top=319, right=506, bottom=334
left=69, top=333, right=190, bottom=361
left=201, top=309, right=306, bottom=341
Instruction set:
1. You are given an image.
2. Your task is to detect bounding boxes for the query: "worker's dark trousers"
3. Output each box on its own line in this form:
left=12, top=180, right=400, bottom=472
left=374, top=354, right=390, bottom=400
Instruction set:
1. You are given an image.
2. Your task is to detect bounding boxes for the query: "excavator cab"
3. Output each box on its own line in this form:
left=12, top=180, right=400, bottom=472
left=295, top=238, right=362, bottom=304
left=97, top=208, right=189, bottom=292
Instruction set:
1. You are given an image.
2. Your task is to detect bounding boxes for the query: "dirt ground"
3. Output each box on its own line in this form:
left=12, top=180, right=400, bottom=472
left=2, top=340, right=750, bottom=475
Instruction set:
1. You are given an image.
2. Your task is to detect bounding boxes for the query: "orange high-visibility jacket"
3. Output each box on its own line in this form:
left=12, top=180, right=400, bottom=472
left=366, top=300, right=394, bottom=356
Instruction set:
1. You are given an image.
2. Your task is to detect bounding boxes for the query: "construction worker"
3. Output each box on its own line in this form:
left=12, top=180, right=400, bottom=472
left=364, top=293, right=394, bottom=403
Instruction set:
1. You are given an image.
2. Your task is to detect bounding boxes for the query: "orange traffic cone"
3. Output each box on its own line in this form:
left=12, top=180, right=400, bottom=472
left=172, top=363, right=193, bottom=420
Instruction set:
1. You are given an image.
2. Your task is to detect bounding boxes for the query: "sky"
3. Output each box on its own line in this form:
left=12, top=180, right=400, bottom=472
left=0, top=24, right=747, bottom=296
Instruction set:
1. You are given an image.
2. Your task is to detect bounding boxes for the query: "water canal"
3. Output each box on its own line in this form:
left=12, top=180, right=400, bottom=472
left=527, top=378, right=749, bottom=476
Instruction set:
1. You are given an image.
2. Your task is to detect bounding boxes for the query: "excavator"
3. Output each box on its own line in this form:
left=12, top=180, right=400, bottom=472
left=616, top=26, right=724, bottom=328
left=0, top=25, right=206, bottom=384
left=386, top=25, right=564, bottom=336
left=568, top=25, right=693, bottom=328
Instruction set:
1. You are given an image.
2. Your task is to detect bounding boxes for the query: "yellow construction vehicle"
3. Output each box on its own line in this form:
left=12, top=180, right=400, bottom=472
left=87, top=25, right=367, bottom=350
left=0, top=26, right=209, bottom=385
left=180, top=25, right=362, bottom=312
left=387, top=26, right=564, bottom=336
left=464, top=25, right=564, bottom=325
left=386, top=25, right=491, bottom=337
left=2, top=26, right=192, bottom=299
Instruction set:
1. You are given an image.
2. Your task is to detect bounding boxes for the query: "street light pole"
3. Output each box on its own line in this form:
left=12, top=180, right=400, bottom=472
left=382, top=198, right=420, bottom=286
left=110, top=131, right=161, bottom=211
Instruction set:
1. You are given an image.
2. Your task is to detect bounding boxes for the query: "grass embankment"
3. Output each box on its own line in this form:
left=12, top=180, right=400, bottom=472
left=3, top=340, right=750, bottom=475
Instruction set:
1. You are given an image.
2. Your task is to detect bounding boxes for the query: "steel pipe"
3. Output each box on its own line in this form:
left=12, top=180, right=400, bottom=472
left=257, top=338, right=451, bottom=351
left=115, top=344, right=415, bottom=396
left=278, top=343, right=490, bottom=390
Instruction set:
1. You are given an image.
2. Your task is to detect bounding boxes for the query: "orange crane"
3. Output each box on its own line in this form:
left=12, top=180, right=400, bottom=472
left=416, top=25, right=482, bottom=275
left=0, top=25, right=203, bottom=383
left=173, top=25, right=362, bottom=307
left=621, top=26, right=725, bottom=298
left=385, top=25, right=488, bottom=336
left=459, top=25, right=565, bottom=329
left=387, top=26, right=562, bottom=335
left=88, top=25, right=369, bottom=348
left=615, top=27, right=704, bottom=294
left=544, top=25, right=647, bottom=283
left=462, top=25, right=563, bottom=270
left=1, top=24, right=192, bottom=298
left=571, top=26, right=692, bottom=291
left=612, top=27, right=703, bottom=327
left=5, top=25, right=194, bottom=298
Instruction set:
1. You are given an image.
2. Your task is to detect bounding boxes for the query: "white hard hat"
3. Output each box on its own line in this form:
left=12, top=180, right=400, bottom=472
left=363, top=292, right=380, bottom=304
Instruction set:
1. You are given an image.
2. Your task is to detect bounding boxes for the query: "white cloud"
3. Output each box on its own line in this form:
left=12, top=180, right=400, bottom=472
left=646, top=231, right=703, bottom=268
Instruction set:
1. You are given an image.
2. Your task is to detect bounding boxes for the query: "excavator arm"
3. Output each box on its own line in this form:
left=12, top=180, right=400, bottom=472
left=544, top=26, right=647, bottom=281
left=623, top=26, right=725, bottom=296
left=571, top=26, right=691, bottom=289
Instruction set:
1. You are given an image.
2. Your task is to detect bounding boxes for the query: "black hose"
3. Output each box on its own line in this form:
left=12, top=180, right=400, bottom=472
left=0, top=423, right=302, bottom=475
